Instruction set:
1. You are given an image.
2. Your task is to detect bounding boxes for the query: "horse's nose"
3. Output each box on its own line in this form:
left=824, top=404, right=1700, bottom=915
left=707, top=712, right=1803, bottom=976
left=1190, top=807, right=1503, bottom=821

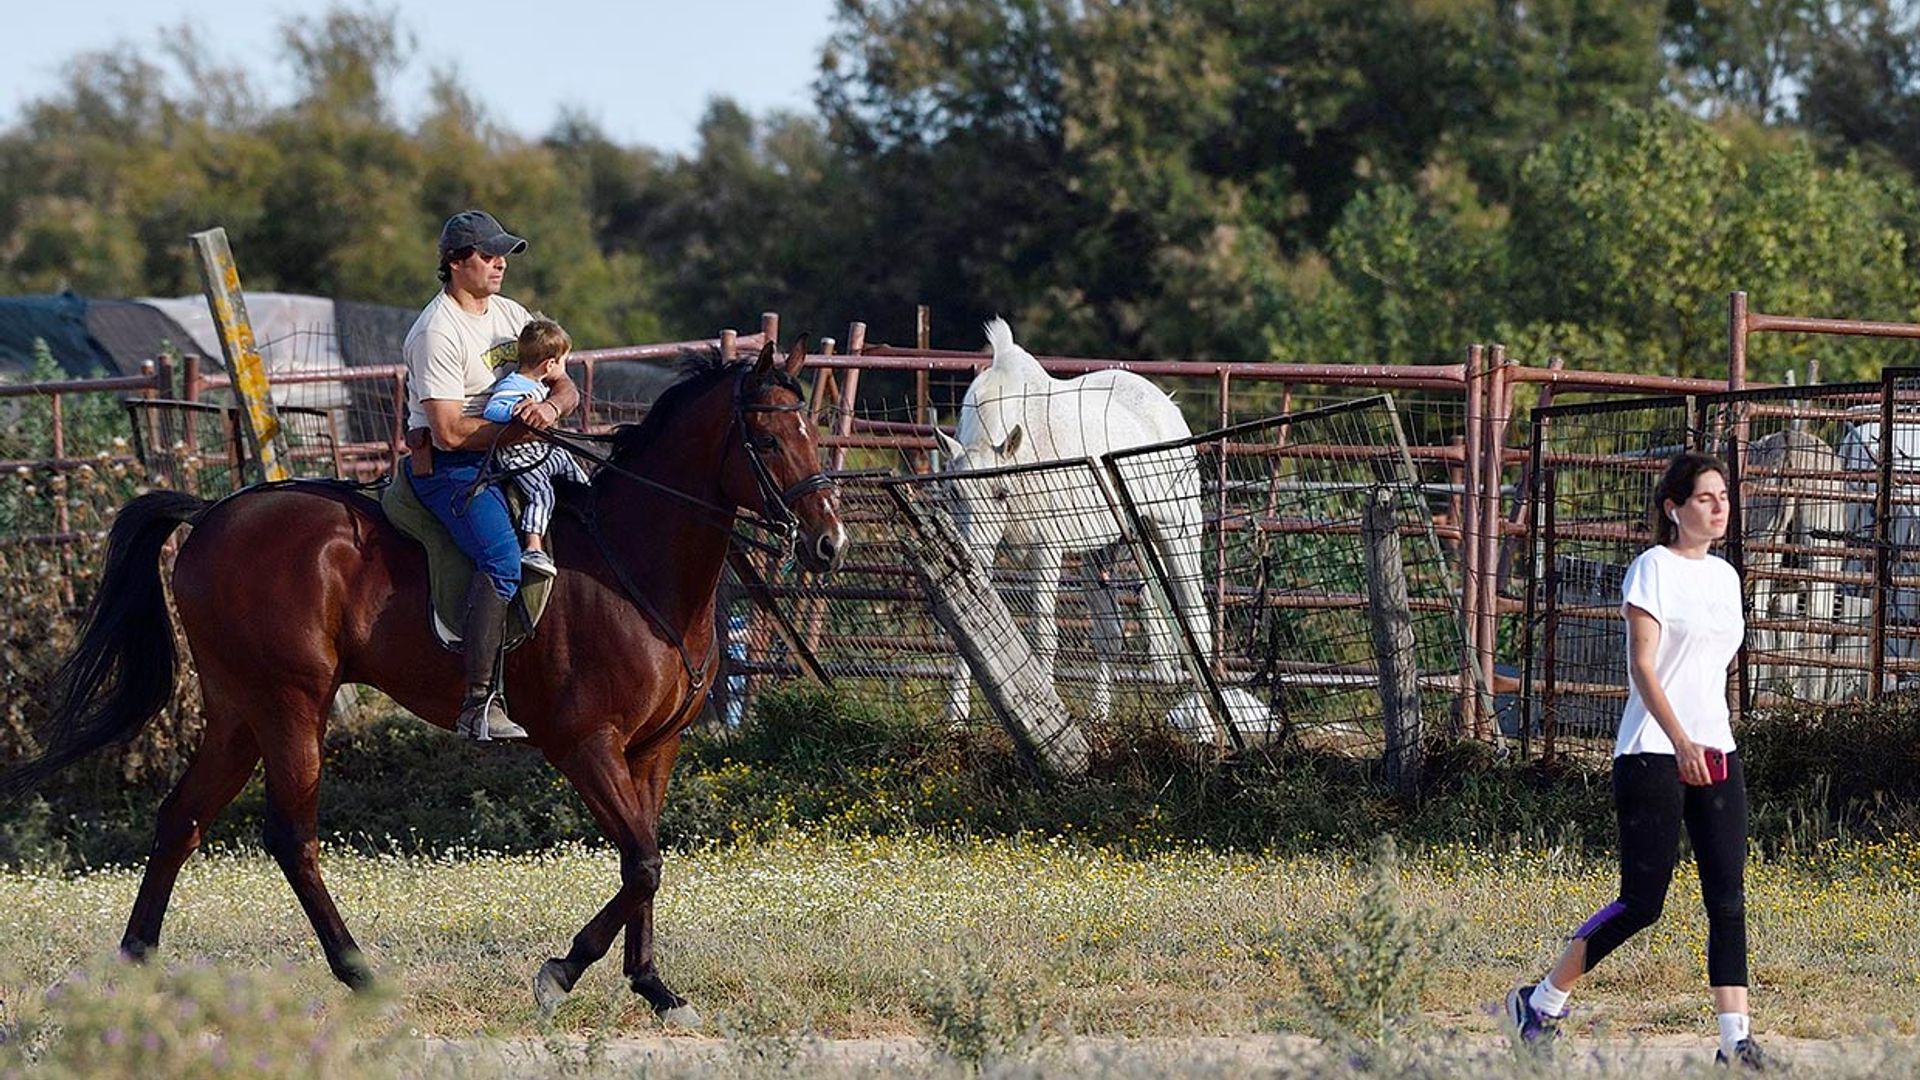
left=813, top=522, right=847, bottom=572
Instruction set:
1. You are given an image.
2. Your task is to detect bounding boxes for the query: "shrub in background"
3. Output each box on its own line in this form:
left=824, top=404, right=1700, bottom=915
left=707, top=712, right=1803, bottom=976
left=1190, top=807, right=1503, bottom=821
left=1280, top=836, right=1456, bottom=1052
left=912, top=948, right=1050, bottom=1066
left=0, top=453, right=206, bottom=800
left=1740, top=691, right=1920, bottom=849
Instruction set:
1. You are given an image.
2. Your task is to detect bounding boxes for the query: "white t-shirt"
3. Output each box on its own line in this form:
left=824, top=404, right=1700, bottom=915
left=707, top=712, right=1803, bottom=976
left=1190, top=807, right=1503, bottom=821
left=402, top=291, right=533, bottom=433
left=1614, top=544, right=1744, bottom=757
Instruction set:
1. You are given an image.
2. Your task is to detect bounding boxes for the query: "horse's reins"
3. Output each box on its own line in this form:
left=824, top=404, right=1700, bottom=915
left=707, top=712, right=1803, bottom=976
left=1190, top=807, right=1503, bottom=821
left=471, top=367, right=834, bottom=728
left=470, top=369, right=828, bottom=558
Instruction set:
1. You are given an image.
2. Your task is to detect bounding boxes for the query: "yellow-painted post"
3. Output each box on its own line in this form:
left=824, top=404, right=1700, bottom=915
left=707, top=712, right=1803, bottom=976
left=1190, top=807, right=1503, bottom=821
left=191, top=227, right=290, bottom=483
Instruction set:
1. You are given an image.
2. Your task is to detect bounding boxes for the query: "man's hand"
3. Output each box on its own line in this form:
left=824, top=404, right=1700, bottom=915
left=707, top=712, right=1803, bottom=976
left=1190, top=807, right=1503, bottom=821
left=512, top=397, right=561, bottom=430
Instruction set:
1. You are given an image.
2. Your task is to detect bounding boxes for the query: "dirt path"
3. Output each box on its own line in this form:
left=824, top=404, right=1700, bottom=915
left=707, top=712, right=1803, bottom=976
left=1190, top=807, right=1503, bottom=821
left=417, top=1032, right=1896, bottom=1076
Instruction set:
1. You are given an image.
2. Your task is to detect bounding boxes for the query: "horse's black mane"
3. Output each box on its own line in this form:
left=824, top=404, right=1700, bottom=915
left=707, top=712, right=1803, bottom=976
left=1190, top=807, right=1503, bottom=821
left=603, top=347, right=805, bottom=465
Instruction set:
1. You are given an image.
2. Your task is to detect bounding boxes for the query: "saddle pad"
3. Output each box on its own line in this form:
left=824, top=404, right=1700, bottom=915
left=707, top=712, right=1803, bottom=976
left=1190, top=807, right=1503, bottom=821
left=380, top=472, right=554, bottom=652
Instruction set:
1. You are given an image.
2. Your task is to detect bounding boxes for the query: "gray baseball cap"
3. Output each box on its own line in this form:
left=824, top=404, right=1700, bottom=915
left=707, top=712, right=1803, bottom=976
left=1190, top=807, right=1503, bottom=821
left=438, top=210, right=528, bottom=260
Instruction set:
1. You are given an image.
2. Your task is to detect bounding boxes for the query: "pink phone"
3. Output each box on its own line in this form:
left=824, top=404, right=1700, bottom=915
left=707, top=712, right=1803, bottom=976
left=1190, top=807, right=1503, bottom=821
left=1703, top=748, right=1728, bottom=784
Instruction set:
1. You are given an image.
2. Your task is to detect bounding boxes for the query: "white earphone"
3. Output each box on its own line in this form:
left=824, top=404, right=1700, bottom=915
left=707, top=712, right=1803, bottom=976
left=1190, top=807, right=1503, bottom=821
left=1667, top=508, right=1679, bottom=523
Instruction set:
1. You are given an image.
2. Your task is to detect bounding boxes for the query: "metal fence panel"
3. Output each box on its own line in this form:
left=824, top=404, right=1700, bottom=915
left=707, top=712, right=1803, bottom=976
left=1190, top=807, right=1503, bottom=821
left=1696, top=382, right=1887, bottom=706
left=1521, top=396, right=1697, bottom=757
left=727, top=394, right=1477, bottom=756
left=1103, top=395, right=1473, bottom=753
left=1526, top=377, right=1920, bottom=754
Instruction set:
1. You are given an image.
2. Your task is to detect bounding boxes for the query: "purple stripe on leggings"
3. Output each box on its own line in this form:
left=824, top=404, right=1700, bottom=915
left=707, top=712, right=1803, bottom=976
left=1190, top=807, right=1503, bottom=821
left=1573, top=901, right=1626, bottom=940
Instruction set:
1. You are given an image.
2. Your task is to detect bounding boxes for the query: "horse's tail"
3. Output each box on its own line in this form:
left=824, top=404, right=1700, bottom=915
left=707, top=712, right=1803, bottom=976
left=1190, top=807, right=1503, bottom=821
left=1, top=490, right=208, bottom=801
left=982, top=316, right=1045, bottom=379
left=984, top=316, right=1015, bottom=358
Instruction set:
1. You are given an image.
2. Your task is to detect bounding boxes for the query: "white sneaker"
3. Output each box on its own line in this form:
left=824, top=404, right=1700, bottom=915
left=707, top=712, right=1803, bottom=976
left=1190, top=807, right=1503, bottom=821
left=522, top=549, right=556, bottom=578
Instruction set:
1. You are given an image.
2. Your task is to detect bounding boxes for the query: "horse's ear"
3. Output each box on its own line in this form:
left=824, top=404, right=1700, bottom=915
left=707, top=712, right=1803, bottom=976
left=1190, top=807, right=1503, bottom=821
left=1000, top=424, right=1023, bottom=458
left=753, top=340, right=776, bottom=376
left=935, top=429, right=965, bottom=462
left=784, top=333, right=810, bottom=376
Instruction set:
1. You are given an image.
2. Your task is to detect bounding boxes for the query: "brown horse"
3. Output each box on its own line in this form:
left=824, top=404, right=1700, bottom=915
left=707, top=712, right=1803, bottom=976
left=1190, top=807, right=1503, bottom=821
left=6, top=337, right=845, bottom=1026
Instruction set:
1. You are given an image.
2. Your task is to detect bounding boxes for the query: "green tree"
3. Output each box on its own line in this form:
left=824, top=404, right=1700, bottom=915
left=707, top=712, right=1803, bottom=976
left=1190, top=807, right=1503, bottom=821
left=0, top=5, right=665, bottom=348
left=809, top=0, right=1674, bottom=358
left=1501, top=101, right=1919, bottom=378
left=1664, top=0, right=1821, bottom=120
left=1799, top=1, right=1920, bottom=179
left=817, top=0, right=1080, bottom=346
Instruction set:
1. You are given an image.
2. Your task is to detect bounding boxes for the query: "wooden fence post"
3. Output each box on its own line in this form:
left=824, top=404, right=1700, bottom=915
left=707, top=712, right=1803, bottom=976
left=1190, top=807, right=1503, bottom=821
left=1363, top=485, right=1423, bottom=796
left=887, top=483, right=1089, bottom=779
left=191, top=227, right=290, bottom=483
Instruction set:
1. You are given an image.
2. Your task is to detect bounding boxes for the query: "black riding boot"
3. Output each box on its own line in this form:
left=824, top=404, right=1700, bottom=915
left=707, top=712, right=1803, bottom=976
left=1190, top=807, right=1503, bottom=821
left=455, top=572, right=528, bottom=741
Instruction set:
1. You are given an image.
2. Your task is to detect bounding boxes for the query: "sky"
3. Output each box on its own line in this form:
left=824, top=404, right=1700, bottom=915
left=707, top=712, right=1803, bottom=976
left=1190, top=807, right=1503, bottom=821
left=1, top=0, right=842, bottom=155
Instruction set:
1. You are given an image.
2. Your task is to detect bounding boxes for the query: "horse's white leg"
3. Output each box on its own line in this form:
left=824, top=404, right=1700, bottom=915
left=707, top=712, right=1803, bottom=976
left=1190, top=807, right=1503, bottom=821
left=1808, top=498, right=1842, bottom=700
left=1747, top=534, right=1780, bottom=695
left=1140, top=512, right=1211, bottom=684
left=1025, top=545, right=1066, bottom=691
left=942, top=542, right=994, bottom=726
left=1082, top=551, right=1124, bottom=723
left=1166, top=520, right=1214, bottom=660
left=942, top=656, right=972, bottom=727
left=1744, top=440, right=1783, bottom=696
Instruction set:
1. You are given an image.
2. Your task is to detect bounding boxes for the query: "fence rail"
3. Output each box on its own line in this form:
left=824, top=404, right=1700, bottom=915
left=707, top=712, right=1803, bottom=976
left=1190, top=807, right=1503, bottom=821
left=15, top=295, right=1920, bottom=762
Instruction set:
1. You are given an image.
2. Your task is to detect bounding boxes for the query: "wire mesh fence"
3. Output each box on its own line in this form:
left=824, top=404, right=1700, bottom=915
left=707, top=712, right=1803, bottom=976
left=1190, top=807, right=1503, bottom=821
left=1848, top=367, right=1920, bottom=696
left=124, top=398, right=348, bottom=494
left=716, top=473, right=948, bottom=723
left=723, top=395, right=1475, bottom=758
left=1702, top=382, right=1888, bottom=705
left=722, top=458, right=1200, bottom=736
left=1107, top=395, right=1470, bottom=753
left=1521, top=396, right=1697, bottom=756
left=1523, top=376, right=1920, bottom=756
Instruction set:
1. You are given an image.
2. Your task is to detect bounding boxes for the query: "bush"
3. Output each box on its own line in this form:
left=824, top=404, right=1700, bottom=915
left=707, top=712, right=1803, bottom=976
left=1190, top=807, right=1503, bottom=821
left=1740, top=691, right=1920, bottom=850
left=7, top=675, right=1918, bottom=870
left=911, top=948, right=1050, bottom=1066
left=1280, top=836, right=1455, bottom=1051
left=1, top=435, right=204, bottom=799
left=0, top=959, right=408, bottom=1078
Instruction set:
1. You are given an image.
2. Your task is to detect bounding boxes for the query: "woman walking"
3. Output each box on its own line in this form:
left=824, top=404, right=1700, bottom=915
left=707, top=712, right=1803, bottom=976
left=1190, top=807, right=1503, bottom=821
left=1507, top=450, right=1767, bottom=1069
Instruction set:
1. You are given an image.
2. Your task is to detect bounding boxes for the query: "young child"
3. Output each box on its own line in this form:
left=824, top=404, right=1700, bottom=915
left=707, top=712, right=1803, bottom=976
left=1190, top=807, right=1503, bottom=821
left=482, top=315, right=589, bottom=578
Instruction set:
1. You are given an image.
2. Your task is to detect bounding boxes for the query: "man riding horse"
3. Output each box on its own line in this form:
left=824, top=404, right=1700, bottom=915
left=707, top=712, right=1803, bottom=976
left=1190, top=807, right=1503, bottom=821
left=403, top=210, right=577, bottom=741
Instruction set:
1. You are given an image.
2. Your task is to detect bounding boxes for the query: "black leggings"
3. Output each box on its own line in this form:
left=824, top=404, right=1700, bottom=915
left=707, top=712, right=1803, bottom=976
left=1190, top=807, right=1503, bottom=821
left=1573, top=751, right=1749, bottom=987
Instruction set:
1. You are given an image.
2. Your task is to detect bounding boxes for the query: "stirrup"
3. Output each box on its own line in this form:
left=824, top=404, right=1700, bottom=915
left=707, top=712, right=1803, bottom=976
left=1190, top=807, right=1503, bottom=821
left=457, top=691, right=528, bottom=741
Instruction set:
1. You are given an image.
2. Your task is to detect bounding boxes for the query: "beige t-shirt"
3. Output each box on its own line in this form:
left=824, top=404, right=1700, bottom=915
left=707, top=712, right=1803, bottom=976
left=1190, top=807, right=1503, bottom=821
left=402, top=291, right=533, bottom=435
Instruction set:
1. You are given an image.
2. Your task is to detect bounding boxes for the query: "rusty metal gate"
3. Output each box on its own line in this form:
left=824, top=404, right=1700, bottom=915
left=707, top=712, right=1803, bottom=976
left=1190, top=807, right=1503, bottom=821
left=722, top=395, right=1479, bottom=753
left=1524, top=371, right=1920, bottom=757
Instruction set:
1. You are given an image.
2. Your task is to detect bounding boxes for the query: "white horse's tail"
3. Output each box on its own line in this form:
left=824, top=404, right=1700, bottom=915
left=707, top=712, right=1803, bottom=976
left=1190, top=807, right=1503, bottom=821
left=985, top=316, right=1015, bottom=356
left=984, top=316, right=1047, bottom=381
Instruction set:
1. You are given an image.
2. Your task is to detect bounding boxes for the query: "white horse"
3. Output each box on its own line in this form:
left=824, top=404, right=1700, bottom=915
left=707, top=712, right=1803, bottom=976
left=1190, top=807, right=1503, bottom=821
left=934, top=317, right=1214, bottom=729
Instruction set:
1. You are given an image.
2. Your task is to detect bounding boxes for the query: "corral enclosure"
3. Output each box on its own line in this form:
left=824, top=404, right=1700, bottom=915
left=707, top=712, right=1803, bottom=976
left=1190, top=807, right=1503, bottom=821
left=735, top=397, right=1462, bottom=759
left=8, top=297, right=1920, bottom=767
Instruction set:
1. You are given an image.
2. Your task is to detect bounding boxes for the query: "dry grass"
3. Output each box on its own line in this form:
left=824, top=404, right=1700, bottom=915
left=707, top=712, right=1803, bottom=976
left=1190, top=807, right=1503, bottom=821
left=2, top=832, right=1916, bottom=1050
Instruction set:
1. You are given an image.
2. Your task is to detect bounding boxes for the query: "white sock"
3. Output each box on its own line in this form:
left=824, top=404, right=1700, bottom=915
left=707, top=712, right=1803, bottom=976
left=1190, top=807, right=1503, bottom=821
left=1530, top=977, right=1571, bottom=1018
left=1717, top=1012, right=1750, bottom=1055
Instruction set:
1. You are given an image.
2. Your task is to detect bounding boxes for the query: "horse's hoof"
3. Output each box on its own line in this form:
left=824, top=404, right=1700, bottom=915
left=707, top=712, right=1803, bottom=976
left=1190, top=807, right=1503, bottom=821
left=533, top=960, right=571, bottom=1018
left=336, top=951, right=376, bottom=993
left=659, top=1003, right=703, bottom=1030
left=118, top=939, right=152, bottom=964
